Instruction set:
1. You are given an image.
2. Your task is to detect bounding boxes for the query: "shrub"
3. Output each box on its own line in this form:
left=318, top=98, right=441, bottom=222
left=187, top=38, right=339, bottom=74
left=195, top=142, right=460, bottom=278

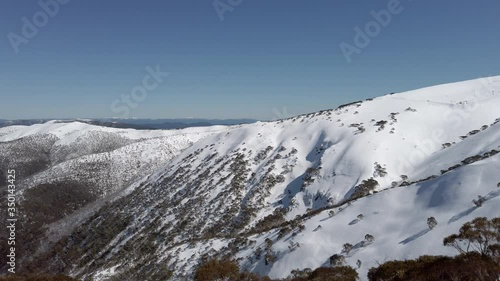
left=342, top=243, right=354, bottom=254
left=253, top=208, right=286, bottom=232
left=369, top=217, right=500, bottom=281
left=368, top=253, right=499, bottom=281
left=290, top=268, right=312, bottom=279
left=264, top=252, right=277, bottom=266
left=194, top=259, right=240, bottom=281
left=364, top=234, right=375, bottom=244
left=472, top=195, right=486, bottom=207
left=427, top=217, right=437, bottom=230
left=374, top=120, right=388, bottom=132
left=350, top=178, right=379, bottom=200
left=373, top=163, right=387, bottom=177
left=277, top=226, right=292, bottom=240
left=442, top=143, right=452, bottom=148
left=330, top=254, right=346, bottom=266
left=288, top=241, right=300, bottom=252
left=195, top=259, right=274, bottom=281
left=308, top=266, right=359, bottom=281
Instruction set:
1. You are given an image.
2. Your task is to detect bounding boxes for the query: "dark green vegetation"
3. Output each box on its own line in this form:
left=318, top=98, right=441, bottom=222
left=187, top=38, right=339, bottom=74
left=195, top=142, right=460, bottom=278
left=367, top=253, right=499, bottom=281
left=193, top=259, right=358, bottom=281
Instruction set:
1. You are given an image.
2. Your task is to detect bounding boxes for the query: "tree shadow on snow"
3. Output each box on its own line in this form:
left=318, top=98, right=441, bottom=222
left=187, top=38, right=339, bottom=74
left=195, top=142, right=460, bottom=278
left=344, top=241, right=368, bottom=258
left=448, top=206, right=479, bottom=224
left=348, top=219, right=360, bottom=225
left=320, top=216, right=332, bottom=222
left=275, top=175, right=306, bottom=209
left=305, top=131, right=333, bottom=163
left=485, top=190, right=500, bottom=200
left=277, top=132, right=337, bottom=211
left=447, top=189, right=500, bottom=224
left=399, top=228, right=431, bottom=245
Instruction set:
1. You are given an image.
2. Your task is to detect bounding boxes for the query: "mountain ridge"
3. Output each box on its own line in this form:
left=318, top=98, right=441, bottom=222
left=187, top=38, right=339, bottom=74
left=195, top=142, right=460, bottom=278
left=1, top=76, right=499, bottom=280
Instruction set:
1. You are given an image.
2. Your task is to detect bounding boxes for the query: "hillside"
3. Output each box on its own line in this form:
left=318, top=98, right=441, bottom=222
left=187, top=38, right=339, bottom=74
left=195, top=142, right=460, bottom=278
left=2, top=76, right=500, bottom=280
left=0, top=121, right=228, bottom=269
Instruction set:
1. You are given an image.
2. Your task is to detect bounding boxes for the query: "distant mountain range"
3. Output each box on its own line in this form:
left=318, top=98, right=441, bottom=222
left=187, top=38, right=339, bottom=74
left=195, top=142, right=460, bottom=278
left=0, top=118, right=259, bottom=130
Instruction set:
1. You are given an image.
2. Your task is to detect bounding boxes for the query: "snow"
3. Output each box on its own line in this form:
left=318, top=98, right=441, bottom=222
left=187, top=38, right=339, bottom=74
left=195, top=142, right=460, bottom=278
left=4, top=76, right=499, bottom=280
left=0, top=120, right=230, bottom=260
left=0, top=120, right=229, bottom=146
left=93, top=265, right=120, bottom=281
left=148, top=75, right=500, bottom=279
left=243, top=155, right=500, bottom=279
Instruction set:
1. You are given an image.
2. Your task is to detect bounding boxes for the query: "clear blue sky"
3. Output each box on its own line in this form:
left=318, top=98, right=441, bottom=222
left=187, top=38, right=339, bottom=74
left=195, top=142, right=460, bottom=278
left=1, top=0, right=499, bottom=120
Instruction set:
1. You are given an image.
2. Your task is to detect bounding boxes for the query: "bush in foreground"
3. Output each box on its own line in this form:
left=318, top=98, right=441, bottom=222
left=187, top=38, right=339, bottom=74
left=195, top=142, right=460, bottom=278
left=367, top=252, right=499, bottom=281
left=369, top=217, right=500, bottom=281
left=194, top=259, right=272, bottom=281
left=288, top=266, right=358, bottom=281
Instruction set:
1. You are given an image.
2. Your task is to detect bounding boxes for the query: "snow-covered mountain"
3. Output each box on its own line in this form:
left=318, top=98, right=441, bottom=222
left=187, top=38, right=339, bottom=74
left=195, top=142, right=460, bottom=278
left=3, top=76, right=500, bottom=280
left=0, top=121, right=228, bottom=267
left=0, top=121, right=228, bottom=194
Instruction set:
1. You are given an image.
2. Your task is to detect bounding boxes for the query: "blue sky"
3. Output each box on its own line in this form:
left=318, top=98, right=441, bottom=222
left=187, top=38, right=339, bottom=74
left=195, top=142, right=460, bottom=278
left=1, top=0, right=499, bottom=120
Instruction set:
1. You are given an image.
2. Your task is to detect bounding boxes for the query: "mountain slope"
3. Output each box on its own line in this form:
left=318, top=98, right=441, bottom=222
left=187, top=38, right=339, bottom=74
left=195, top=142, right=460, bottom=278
left=7, top=76, right=500, bottom=280
left=0, top=121, right=229, bottom=272
left=0, top=121, right=229, bottom=193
